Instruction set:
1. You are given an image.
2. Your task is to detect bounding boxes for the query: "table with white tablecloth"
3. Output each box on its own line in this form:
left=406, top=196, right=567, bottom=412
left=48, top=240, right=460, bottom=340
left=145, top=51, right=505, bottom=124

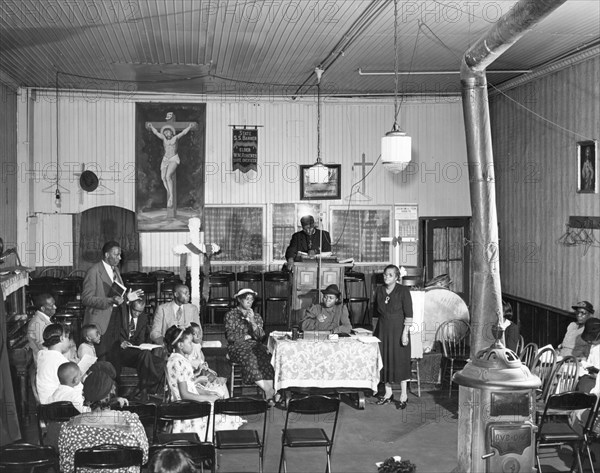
left=269, top=335, right=382, bottom=408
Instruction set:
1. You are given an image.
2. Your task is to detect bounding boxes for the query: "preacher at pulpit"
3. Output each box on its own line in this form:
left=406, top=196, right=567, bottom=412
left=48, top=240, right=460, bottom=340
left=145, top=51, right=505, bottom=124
left=285, top=215, right=332, bottom=268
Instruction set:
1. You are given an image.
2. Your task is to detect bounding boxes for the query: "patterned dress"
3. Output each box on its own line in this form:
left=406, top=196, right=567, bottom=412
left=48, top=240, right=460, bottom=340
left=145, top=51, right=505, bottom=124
left=58, top=410, right=148, bottom=473
left=225, top=307, right=274, bottom=384
left=373, top=283, right=413, bottom=383
left=166, top=352, right=243, bottom=439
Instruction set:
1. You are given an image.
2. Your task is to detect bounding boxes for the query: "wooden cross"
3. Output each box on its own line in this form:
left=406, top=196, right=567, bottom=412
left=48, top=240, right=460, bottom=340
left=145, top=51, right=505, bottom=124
left=146, top=112, right=197, bottom=218
left=353, top=153, right=374, bottom=195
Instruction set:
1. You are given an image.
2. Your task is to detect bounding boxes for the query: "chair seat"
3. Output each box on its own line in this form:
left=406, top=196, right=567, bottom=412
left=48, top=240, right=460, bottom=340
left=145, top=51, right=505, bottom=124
left=538, top=420, right=580, bottom=441
left=283, top=428, right=331, bottom=447
left=216, top=430, right=261, bottom=448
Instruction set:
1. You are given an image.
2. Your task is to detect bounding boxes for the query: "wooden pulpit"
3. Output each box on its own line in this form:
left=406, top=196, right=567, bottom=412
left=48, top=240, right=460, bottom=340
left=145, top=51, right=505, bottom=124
left=290, top=261, right=346, bottom=326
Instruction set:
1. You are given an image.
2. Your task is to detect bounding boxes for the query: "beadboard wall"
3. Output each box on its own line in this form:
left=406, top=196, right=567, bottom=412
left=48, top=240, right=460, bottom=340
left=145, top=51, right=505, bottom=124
left=15, top=92, right=471, bottom=269
left=490, top=53, right=600, bottom=311
left=0, top=82, right=18, bottom=252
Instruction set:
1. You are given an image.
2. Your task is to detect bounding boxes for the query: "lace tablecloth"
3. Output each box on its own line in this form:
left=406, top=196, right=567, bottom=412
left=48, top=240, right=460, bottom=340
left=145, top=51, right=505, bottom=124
left=270, top=336, right=382, bottom=393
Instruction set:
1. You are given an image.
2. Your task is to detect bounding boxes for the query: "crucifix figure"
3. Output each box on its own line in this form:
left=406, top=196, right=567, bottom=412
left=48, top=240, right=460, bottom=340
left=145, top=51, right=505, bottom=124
left=146, top=112, right=197, bottom=214
left=173, top=217, right=220, bottom=309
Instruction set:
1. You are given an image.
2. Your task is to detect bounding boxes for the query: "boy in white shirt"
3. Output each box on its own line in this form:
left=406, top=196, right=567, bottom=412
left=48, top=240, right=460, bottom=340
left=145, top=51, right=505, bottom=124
left=78, top=324, right=101, bottom=359
left=47, top=362, right=89, bottom=413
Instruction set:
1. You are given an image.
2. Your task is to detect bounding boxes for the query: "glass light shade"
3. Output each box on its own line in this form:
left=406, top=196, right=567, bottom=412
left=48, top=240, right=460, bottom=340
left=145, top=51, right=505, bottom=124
left=381, top=130, right=412, bottom=173
left=307, top=161, right=330, bottom=184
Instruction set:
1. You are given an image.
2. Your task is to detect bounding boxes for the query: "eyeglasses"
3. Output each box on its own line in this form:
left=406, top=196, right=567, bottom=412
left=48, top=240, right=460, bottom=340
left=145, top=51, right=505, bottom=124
left=384, top=296, right=390, bottom=304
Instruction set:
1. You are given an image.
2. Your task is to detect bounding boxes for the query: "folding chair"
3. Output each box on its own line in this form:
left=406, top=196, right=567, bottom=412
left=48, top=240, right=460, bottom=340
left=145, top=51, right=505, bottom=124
left=154, top=400, right=212, bottom=444
left=116, top=402, right=157, bottom=440
left=536, top=391, right=599, bottom=473
left=74, top=444, right=144, bottom=472
left=149, top=440, right=215, bottom=473
left=37, top=401, right=79, bottom=446
left=0, top=441, right=59, bottom=473
left=278, top=394, right=341, bottom=473
left=535, top=356, right=580, bottom=421
left=213, top=397, right=269, bottom=473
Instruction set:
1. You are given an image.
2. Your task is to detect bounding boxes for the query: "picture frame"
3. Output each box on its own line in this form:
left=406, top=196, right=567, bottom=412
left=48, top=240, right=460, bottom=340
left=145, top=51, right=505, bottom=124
left=577, top=140, right=597, bottom=194
left=135, top=103, right=206, bottom=232
left=300, top=164, right=341, bottom=200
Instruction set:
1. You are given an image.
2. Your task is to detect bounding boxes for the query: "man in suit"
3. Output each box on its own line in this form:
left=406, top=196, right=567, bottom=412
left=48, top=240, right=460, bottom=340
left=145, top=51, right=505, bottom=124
left=150, top=284, right=200, bottom=344
left=81, top=240, right=143, bottom=363
left=284, top=215, right=331, bottom=269
left=115, top=298, right=165, bottom=401
left=27, top=293, right=56, bottom=363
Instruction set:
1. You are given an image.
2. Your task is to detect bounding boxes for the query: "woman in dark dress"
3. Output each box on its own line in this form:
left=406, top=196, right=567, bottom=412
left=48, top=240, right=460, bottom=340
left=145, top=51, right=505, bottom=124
left=224, top=288, right=277, bottom=401
left=373, top=264, right=413, bottom=409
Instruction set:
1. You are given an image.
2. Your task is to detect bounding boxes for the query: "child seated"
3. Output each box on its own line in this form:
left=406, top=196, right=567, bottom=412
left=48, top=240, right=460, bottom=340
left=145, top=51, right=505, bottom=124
left=78, top=324, right=101, bottom=359
left=187, top=322, right=228, bottom=396
left=48, top=362, right=88, bottom=413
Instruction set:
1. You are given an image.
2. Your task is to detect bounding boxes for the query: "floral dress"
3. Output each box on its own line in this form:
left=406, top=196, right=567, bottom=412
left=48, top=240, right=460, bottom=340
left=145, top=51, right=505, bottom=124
left=58, top=410, right=148, bottom=473
left=225, top=307, right=274, bottom=384
left=166, top=352, right=244, bottom=439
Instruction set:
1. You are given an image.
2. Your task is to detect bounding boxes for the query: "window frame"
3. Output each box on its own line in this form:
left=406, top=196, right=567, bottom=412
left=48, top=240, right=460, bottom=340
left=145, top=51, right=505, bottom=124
left=204, top=204, right=267, bottom=265
left=329, top=205, right=393, bottom=265
left=271, top=203, right=323, bottom=263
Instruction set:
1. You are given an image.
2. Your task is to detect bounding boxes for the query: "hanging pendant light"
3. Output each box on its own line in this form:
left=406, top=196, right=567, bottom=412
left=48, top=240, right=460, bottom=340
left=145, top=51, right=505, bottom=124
left=381, top=0, right=412, bottom=173
left=307, top=67, right=330, bottom=184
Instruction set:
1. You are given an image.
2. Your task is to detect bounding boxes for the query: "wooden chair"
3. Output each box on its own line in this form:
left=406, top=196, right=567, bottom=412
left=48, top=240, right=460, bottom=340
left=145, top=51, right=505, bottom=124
left=515, top=335, right=525, bottom=355
left=535, top=356, right=580, bottom=420
left=38, top=268, right=66, bottom=278
left=73, top=444, right=144, bottom=472
left=536, top=392, right=599, bottom=473
left=204, top=271, right=235, bottom=325
left=213, top=397, right=269, bottom=473
left=519, top=342, right=538, bottom=369
left=228, top=359, right=261, bottom=398
left=67, top=269, right=86, bottom=278
left=530, top=346, right=557, bottom=400
left=0, top=441, right=59, bottom=473
left=278, top=395, right=341, bottom=473
left=235, top=271, right=264, bottom=314
left=409, top=358, right=421, bottom=397
left=436, top=319, right=470, bottom=397
left=263, top=271, right=290, bottom=327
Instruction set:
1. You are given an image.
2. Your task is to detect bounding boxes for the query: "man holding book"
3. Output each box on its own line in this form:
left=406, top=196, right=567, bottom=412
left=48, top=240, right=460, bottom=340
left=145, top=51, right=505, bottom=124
left=82, top=241, right=143, bottom=365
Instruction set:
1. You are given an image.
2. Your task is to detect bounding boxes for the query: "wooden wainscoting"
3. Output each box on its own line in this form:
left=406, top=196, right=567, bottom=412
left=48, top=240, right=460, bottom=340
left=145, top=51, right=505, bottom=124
left=503, top=293, right=575, bottom=348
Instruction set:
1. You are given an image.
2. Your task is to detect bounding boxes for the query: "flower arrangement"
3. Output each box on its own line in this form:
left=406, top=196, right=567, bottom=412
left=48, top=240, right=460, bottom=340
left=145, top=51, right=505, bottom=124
left=377, top=457, right=417, bottom=473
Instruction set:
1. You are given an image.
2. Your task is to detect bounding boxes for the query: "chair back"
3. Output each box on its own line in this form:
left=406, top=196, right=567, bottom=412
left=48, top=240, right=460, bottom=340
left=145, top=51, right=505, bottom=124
left=436, top=319, right=470, bottom=359
left=284, top=395, right=341, bottom=442
left=530, top=346, right=557, bottom=396
left=73, top=444, right=143, bottom=472
left=542, top=355, right=579, bottom=401
left=37, top=401, right=80, bottom=445
left=116, top=402, right=157, bottom=433
left=38, top=268, right=66, bottom=278
left=518, top=342, right=538, bottom=369
left=155, top=400, right=212, bottom=442
left=515, top=335, right=525, bottom=355
left=540, top=392, right=597, bottom=427
left=213, top=397, right=268, bottom=445
left=0, top=442, right=59, bottom=472
left=67, top=269, right=87, bottom=278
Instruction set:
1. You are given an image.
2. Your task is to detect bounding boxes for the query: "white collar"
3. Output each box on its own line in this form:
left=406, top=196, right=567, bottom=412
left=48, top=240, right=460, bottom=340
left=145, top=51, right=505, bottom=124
left=35, top=310, right=52, bottom=323
left=102, top=260, right=115, bottom=281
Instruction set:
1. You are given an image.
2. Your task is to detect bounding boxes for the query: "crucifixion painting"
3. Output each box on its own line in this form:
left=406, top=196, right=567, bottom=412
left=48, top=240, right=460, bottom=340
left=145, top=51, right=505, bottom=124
left=136, top=103, right=206, bottom=232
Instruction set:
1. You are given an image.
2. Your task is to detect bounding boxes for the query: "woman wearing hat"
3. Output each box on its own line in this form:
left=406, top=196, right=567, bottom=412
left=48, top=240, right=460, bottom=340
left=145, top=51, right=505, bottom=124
left=301, top=284, right=352, bottom=334
left=577, top=317, right=600, bottom=395
left=58, top=369, right=149, bottom=473
left=224, top=288, right=277, bottom=402
left=373, top=265, right=413, bottom=409
left=146, top=121, right=194, bottom=208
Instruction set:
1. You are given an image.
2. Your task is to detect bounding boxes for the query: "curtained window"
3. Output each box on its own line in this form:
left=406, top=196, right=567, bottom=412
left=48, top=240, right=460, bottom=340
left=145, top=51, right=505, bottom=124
left=205, top=206, right=264, bottom=262
left=272, top=203, right=322, bottom=260
left=330, top=207, right=391, bottom=262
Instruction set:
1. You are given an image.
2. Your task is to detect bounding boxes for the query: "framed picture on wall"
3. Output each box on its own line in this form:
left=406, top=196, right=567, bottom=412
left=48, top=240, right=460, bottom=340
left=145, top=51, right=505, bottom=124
left=577, top=140, right=597, bottom=194
left=300, top=164, right=341, bottom=200
left=135, top=103, right=206, bottom=231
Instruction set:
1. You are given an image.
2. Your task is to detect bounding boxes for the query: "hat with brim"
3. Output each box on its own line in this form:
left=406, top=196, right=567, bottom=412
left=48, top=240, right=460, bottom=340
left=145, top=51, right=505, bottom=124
left=79, top=170, right=99, bottom=192
left=572, top=301, right=595, bottom=314
left=581, top=317, right=600, bottom=343
left=321, top=284, right=341, bottom=297
left=83, top=369, right=114, bottom=403
left=160, top=125, right=175, bottom=135
left=235, top=288, right=257, bottom=299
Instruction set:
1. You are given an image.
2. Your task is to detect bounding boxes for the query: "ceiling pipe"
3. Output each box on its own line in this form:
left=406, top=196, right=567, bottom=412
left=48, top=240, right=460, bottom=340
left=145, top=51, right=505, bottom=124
left=461, top=0, right=567, bottom=356
left=358, top=69, right=532, bottom=75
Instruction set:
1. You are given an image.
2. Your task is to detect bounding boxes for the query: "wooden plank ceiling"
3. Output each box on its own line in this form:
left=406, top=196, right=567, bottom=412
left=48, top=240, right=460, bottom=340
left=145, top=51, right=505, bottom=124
left=0, top=0, right=598, bottom=97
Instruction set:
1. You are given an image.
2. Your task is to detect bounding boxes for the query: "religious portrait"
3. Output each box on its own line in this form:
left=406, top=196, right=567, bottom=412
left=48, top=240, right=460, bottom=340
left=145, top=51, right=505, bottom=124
left=135, top=103, right=206, bottom=231
left=577, top=140, right=597, bottom=194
